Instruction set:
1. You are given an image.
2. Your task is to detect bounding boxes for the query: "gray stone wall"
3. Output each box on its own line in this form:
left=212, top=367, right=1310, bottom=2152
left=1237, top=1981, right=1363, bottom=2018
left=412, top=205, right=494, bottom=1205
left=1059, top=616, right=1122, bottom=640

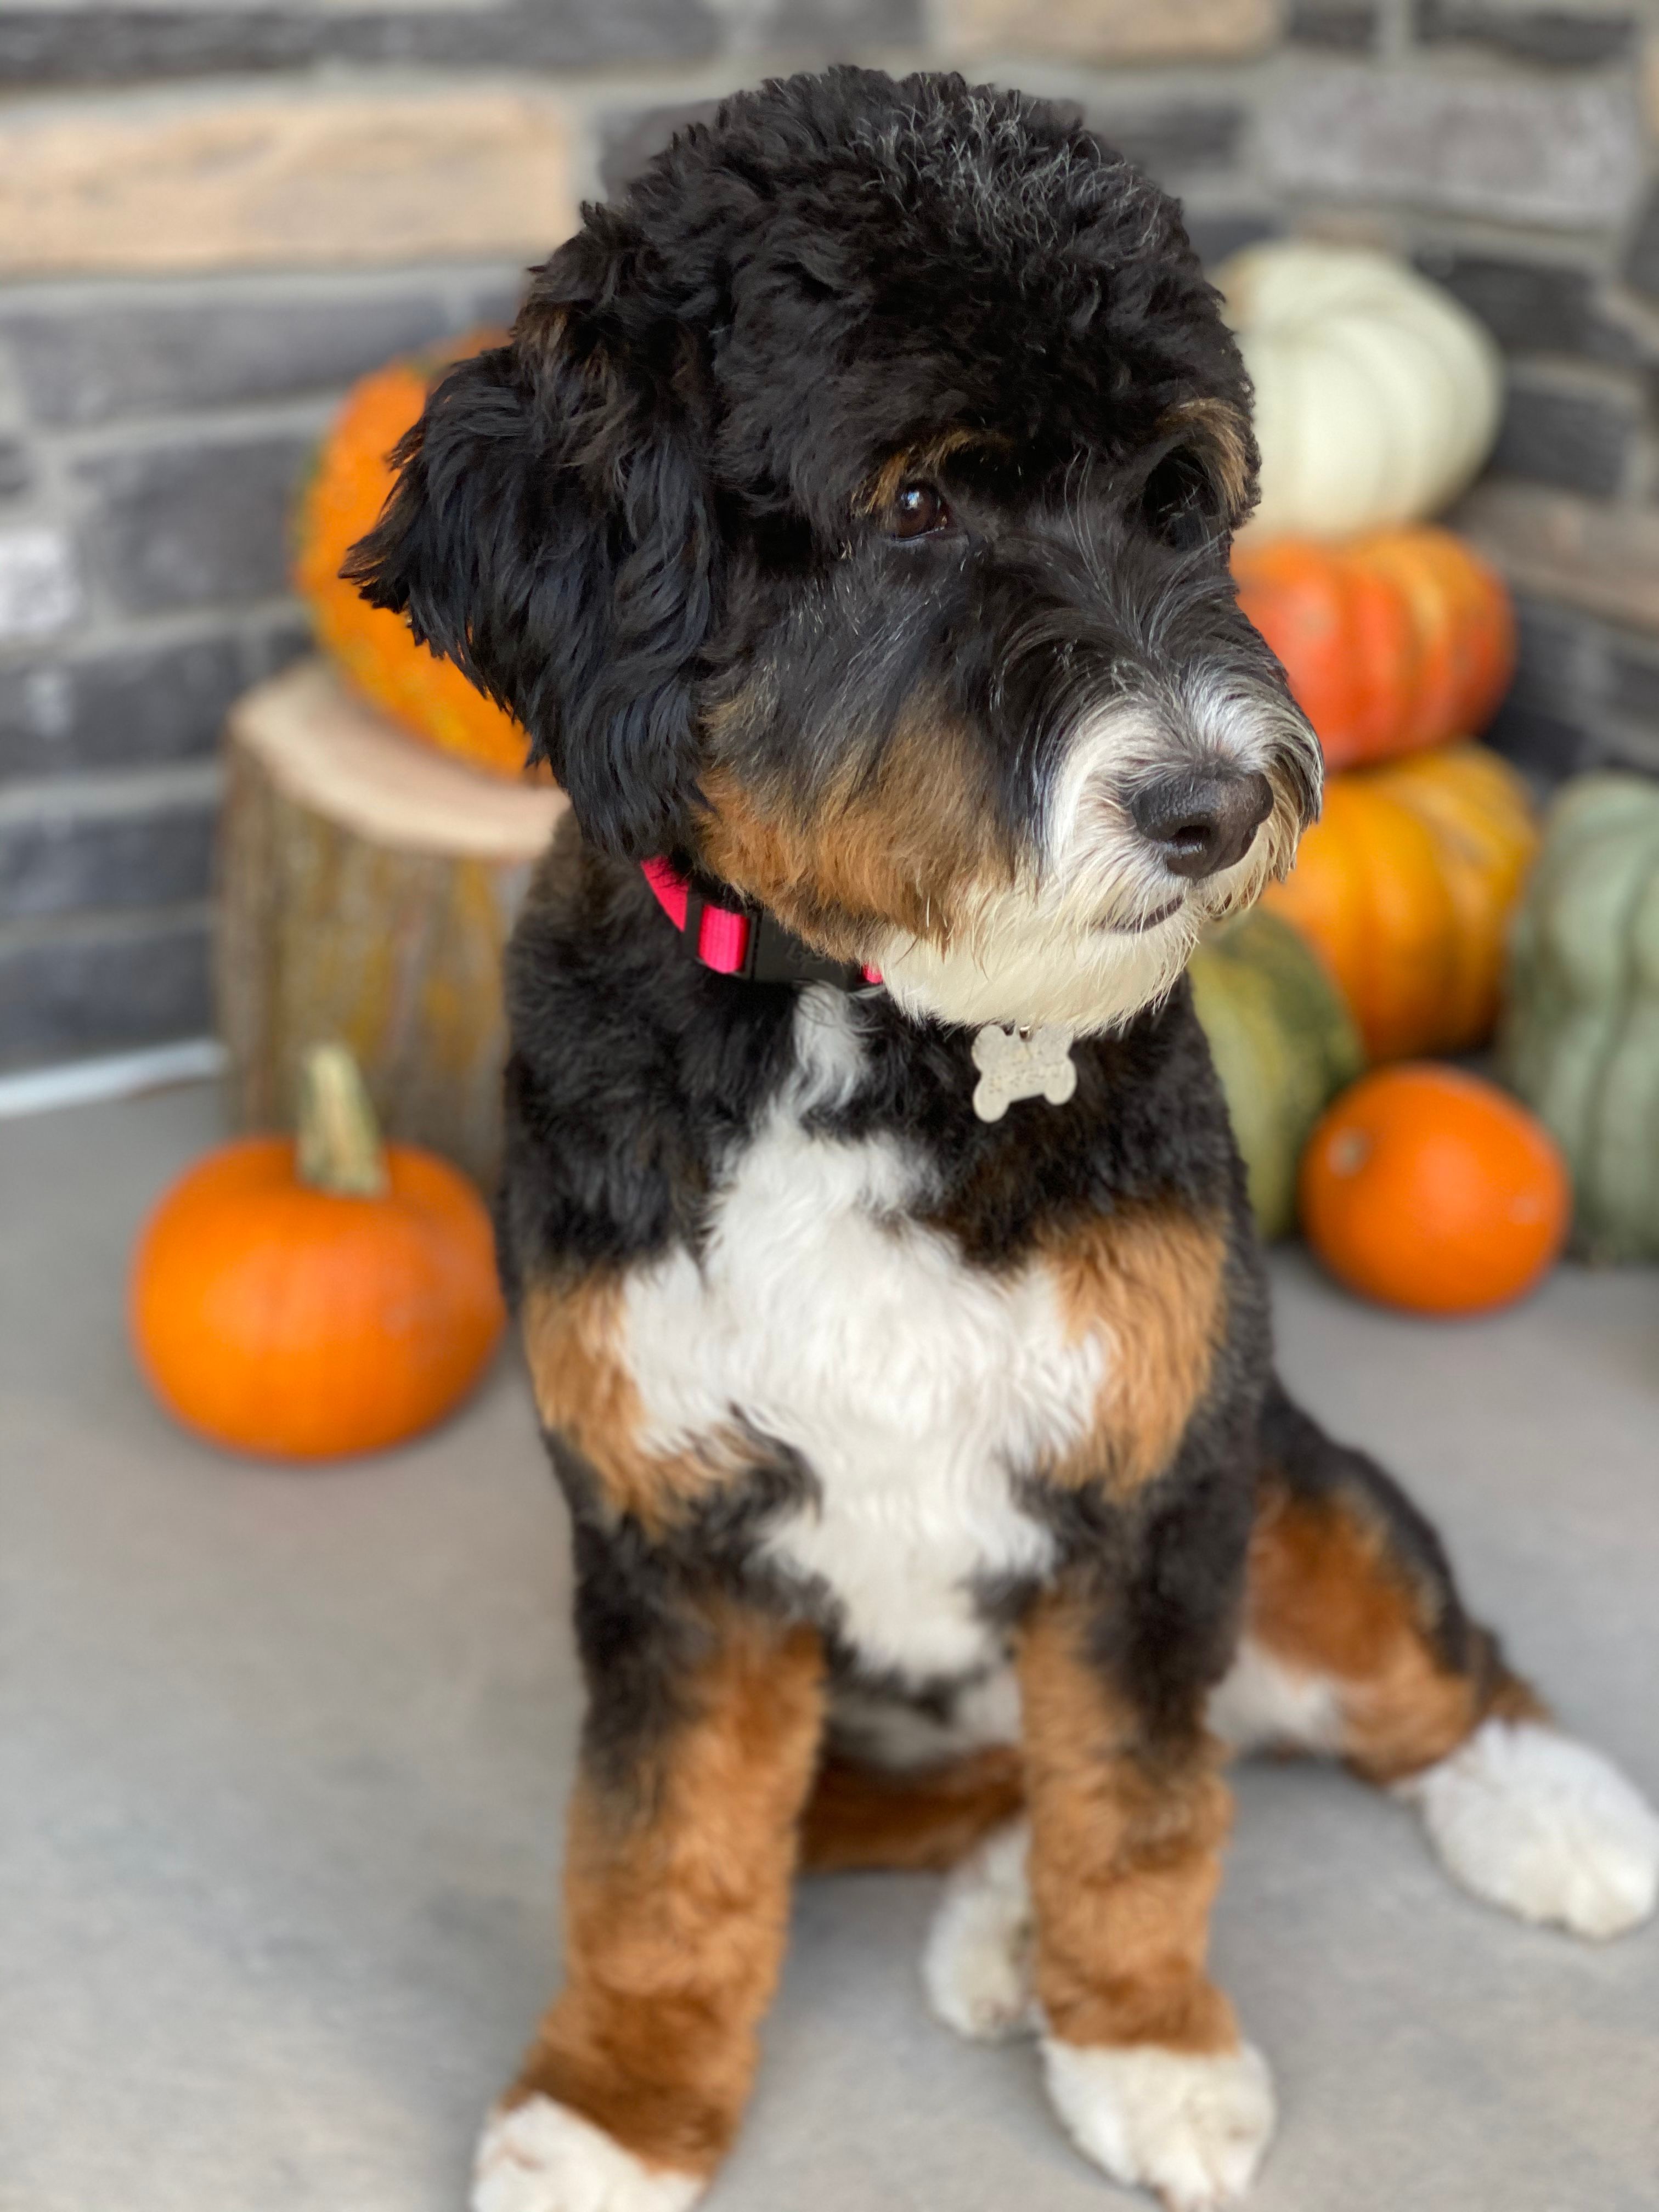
left=2, top=0, right=1656, bottom=1072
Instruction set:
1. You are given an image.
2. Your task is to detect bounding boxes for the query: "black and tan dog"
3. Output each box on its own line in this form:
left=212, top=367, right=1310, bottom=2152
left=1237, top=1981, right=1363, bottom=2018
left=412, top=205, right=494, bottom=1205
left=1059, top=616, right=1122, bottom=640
left=349, top=69, right=1659, bottom=2212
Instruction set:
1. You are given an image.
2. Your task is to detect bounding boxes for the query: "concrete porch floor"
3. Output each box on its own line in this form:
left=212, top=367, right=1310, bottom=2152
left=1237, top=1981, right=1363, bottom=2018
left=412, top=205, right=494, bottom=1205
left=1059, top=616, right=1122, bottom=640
left=3, top=1079, right=1657, bottom=2212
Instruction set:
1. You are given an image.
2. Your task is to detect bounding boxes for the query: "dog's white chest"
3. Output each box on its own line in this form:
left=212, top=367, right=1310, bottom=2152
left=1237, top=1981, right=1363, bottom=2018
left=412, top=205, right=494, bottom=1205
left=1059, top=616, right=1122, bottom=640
left=622, top=994, right=1103, bottom=1679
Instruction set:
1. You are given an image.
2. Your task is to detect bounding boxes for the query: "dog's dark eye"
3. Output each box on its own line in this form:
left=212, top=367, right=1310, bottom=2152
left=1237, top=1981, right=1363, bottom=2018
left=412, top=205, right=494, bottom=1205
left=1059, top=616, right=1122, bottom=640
left=888, top=483, right=951, bottom=540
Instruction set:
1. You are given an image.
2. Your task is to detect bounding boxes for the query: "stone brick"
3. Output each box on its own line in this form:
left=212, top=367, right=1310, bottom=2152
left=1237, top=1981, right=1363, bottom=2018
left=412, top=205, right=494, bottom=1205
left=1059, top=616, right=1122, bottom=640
left=0, top=770, right=218, bottom=921
left=1090, top=105, right=1245, bottom=181
left=1414, top=249, right=1640, bottom=366
left=1597, top=727, right=1659, bottom=777
left=0, top=631, right=252, bottom=780
left=1486, top=592, right=1609, bottom=777
left=1261, top=69, right=1644, bottom=228
left=932, top=0, right=1281, bottom=64
left=1476, top=589, right=1603, bottom=781
left=739, top=0, right=924, bottom=43
left=1287, top=1, right=1377, bottom=46
left=1489, top=380, right=1637, bottom=498
left=244, top=612, right=315, bottom=687
left=1622, top=184, right=1659, bottom=303
left=1507, top=592, right=1598, bottom=713
left=0, top=439, right=29, bottom=499
left=0, top=908, right=212, bottom=1068
left=0, top=4, right=718, bottom=83
left=0, top=87, right=579, bottom=278
left=1454, top=478, right=1659, bottom=633
left=1184, top=211, right=1283, bottom=270
left=0, top=289, right=477, bottom=428
left=1605, top=635, right=1659, bottom=721
left=463, top=273, right=531, bottom=330
left=0, top=528, right=81, bottom=642
left=599, top=100, right=725, bottom=201
left=1414, top=1, right=1635, bottom=67
left=77, top=433, right=315, bottom=615
left=1483, top=695, right=1597, bottom=780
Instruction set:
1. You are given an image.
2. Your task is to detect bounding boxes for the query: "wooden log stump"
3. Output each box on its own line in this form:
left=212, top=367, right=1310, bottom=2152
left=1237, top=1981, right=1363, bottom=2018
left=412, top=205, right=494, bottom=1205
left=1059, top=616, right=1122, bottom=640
left=219, top=659, right=566, bottom=1189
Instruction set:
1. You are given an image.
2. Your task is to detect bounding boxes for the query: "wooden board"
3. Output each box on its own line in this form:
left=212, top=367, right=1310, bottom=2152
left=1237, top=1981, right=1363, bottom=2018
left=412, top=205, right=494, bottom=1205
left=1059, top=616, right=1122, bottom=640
left=219, top=659, right=567, bottom=1188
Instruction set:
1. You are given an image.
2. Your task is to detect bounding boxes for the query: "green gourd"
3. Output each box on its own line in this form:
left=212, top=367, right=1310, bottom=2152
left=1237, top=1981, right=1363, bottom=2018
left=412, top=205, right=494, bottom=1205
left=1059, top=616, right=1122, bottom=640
left=1502, top=774, right=1659, bottom=1261
left=1189, top=909, right=1366, bottom=1241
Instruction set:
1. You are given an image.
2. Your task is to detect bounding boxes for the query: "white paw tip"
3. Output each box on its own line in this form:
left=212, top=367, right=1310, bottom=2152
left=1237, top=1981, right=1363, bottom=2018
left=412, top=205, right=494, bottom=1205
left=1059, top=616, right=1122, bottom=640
left=922, top=1820, right=1039, bottom=2043
left=472, top=2097, right=703, bottom=2212
left=1041, top=2038, right=1276, bottom=2211
left=1401, top=1719, right=1659, bottom=1943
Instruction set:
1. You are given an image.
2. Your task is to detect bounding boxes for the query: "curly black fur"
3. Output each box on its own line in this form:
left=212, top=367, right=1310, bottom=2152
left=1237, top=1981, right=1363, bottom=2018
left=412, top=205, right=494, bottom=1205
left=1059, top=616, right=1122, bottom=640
left=347, top=66, right=1303, bottom=876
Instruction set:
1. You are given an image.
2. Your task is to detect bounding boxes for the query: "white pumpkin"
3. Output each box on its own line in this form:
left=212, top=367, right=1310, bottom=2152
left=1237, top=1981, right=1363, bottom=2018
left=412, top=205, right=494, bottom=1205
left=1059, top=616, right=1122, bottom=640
left=1217, top=243, right=1504, bottom=541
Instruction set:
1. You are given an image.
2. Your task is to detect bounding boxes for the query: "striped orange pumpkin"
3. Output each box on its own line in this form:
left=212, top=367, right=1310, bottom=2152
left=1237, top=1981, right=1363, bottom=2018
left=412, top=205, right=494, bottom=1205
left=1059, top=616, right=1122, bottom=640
left=1234, top=526, right=1515, bottom=772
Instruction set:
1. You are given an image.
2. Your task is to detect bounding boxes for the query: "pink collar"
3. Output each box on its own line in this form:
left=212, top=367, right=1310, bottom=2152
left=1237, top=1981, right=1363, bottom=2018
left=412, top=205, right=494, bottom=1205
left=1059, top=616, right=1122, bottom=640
left=641, top=859, right=882, bottom=988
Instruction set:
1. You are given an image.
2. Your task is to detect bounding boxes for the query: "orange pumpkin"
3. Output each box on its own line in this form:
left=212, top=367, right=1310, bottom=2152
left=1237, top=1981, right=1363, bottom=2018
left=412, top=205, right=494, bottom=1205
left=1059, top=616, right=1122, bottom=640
left=1378, top=744, right=1539, bottom=1048
left=1300, top=1065, right=1570, bottom=1315
left=1234, top=527, right=1515, bottom=771
left=295, top=334, right=531, bottom=780
left=131, top=1047, right=504, bottom=1460
left=1262, top=743, right=1538, bottom=1059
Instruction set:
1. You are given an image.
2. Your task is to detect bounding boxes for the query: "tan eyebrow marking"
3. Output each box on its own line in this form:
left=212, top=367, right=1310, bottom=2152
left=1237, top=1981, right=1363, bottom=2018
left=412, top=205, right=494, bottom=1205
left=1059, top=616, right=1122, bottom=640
left=856, top=427, right=1007, bottom=516
left=1156, top=397, right=1254, bottom=522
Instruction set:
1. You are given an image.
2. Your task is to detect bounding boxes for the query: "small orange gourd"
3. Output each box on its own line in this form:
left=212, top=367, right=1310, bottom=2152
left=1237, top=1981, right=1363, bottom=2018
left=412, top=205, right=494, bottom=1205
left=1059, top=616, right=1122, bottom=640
left=1233, top=527, right=1515, bottom=771
left=1262, top=743, right=1538, bottom=1060
left=131, top=1046, right=505, bottom=1460
left=295, top=334, right=531, bottom=780
left=1300, top=1065, right=1570, bottom=1315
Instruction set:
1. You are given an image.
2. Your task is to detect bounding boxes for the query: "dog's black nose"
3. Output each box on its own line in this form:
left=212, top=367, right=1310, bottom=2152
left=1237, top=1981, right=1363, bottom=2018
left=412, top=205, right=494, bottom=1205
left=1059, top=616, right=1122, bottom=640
left=1130, top=769, right=1274, bottom=879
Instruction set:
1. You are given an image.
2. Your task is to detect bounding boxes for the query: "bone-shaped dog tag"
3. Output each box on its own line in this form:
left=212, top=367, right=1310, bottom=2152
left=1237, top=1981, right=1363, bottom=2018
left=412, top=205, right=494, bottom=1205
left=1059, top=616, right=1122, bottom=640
left=970, top=1023, right=1077, bottom=1122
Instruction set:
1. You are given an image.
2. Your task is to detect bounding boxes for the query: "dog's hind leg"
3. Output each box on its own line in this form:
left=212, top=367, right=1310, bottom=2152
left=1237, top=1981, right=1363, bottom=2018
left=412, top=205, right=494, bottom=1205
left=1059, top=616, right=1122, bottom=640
left=800, top=1744, right=1039, bottom=2045
left=1212, top=1380, right=1659, bottom=1942
left=474, top=1599, right=825, bottom=2212
left=920, top=1812, right=1039, bottom=2043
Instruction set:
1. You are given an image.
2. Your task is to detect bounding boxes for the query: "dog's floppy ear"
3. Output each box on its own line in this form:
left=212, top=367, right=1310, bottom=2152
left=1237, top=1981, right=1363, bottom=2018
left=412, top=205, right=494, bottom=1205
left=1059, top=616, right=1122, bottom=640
left=344, top=252, right=718, bottom=859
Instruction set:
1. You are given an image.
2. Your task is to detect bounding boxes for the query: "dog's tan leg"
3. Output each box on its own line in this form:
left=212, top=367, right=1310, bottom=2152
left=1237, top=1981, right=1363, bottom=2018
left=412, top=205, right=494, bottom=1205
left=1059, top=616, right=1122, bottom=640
left=1017, top=1588, right=1274, bottom=2212
left=473, top=1607, right=825, bottom=2212
left=1212, top=1388, right=1659, bottom=1943
left=1022, top=1593, right=1234, bottom=2055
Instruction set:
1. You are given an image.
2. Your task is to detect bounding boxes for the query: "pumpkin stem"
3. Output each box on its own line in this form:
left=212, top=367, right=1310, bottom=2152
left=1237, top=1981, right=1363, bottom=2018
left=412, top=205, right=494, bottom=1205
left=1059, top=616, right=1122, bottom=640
left=297, top=1043, right=388, bottom=1198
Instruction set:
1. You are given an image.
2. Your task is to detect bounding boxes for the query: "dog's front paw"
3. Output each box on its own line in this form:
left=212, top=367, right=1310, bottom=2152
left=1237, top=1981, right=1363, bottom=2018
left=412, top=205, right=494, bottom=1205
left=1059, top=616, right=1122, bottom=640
left=922, top=1818, right=1039, bottom=2041
left=1040, top=2039, right=1276, bottom=2212
left=1399, top=1718, right=1659, bottom=1942
left=472, top=2098, right=704, bottom=2212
